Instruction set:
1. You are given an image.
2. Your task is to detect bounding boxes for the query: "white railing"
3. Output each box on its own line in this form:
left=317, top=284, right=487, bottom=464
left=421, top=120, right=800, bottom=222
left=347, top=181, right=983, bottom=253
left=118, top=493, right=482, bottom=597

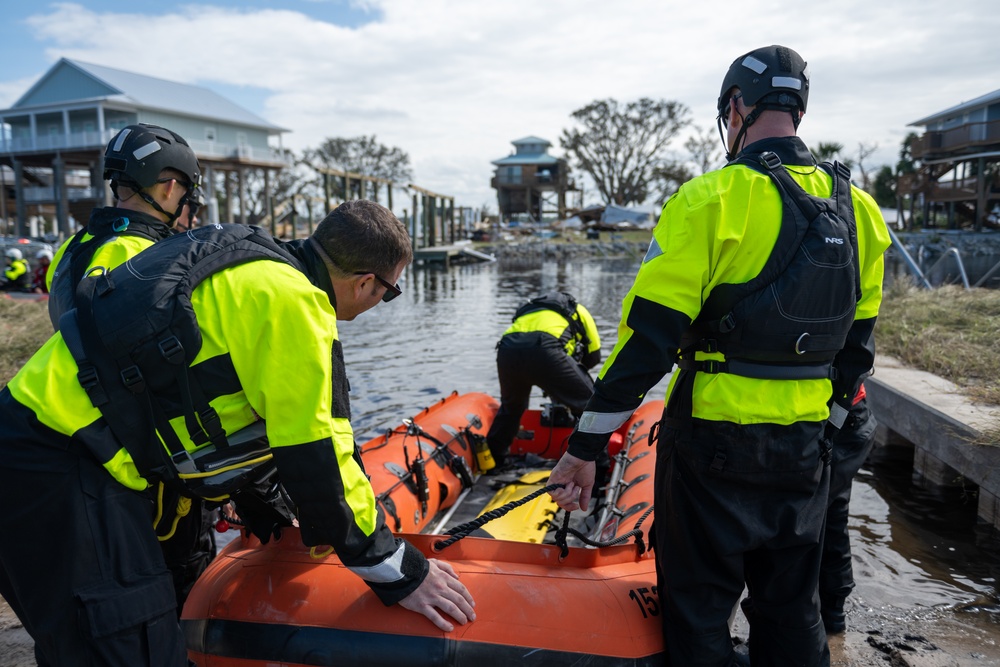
left=22, top=186, right=104, bottom=203
left=186, top=139, right=292, bottom=165
left=3, top=129, right=116, bottom=153
left=3, top=131, right=291, bottom=166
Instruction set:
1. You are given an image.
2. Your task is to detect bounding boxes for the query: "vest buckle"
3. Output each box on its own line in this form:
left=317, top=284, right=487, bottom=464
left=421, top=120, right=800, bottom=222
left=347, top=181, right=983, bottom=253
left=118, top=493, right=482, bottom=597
left=120, top=365, right=146, bottom=394
left=158, top=336, right=185, bottom=365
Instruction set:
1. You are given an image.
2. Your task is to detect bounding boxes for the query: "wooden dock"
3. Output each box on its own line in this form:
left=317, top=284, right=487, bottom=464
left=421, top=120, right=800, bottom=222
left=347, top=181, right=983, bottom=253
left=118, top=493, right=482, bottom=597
left=866, top=355, right=1000, bottom=529
left=413, top=242, right=495, bottom=267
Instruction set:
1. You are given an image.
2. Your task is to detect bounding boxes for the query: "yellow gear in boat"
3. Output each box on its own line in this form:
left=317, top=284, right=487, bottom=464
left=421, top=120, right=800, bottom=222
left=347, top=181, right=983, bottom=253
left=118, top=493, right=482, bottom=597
left=478, top=471, right=559, bottom=543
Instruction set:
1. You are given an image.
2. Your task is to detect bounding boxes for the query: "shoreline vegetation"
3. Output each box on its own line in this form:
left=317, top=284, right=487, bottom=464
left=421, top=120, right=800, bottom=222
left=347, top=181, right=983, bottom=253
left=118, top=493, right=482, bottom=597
left=3, top=236, right=998, bottom=420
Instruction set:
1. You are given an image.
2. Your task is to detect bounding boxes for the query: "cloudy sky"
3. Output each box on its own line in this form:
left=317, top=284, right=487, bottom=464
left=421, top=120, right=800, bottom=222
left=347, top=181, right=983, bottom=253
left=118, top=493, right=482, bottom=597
left=1, top=1, right=997, bottom=212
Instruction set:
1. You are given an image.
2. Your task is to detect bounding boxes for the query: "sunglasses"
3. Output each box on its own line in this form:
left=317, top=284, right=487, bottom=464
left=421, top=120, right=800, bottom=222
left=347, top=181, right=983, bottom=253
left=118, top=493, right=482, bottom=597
left=156, top=177, right=203, bottom=219
left=719, top=91, right=743, bottom=129
left=355, top=271, right=402, bottom=302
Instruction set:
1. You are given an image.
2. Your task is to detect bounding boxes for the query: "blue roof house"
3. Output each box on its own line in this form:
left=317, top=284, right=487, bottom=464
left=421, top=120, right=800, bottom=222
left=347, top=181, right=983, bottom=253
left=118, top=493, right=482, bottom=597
left=490, top=136, right=576, bottom=222
left=0, top=58, right=290, bottom=236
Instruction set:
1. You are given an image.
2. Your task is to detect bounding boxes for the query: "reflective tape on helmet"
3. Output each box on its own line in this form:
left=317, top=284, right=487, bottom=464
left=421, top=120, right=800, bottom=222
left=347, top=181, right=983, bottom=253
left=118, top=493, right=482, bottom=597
left=112, top=128, right=131, bottom=153
left=132, top=140, right=162, bottom=161
left=741, top=55, right=768, bottom=74
left=772, top=76, right=803, bottom=91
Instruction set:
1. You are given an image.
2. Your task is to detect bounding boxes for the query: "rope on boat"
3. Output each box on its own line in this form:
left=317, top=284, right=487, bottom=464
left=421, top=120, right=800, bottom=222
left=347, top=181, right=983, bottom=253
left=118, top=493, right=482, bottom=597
left=432, top=483, right=565, bottom=551
left=554, top=505, right=654, bottom=558
left=432, top=483, right=655, bottom=556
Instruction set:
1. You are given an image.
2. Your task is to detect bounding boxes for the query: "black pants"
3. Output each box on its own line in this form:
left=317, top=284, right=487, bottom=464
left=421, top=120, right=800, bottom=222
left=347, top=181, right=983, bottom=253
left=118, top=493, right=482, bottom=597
left=654, top=417, right=831, bottom=667
left=0, top=396, right=189, bottom=666
left=486, top=336, right=594, bottom=462
left=820, top=398, right=877, bottom=620
left=156, top=492, right=217, bottom=614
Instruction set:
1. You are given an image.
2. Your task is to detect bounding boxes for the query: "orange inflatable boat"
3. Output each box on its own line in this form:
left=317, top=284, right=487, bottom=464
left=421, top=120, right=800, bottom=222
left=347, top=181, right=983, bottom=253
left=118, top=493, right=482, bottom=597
left=182, top=391, right=664, bottom=666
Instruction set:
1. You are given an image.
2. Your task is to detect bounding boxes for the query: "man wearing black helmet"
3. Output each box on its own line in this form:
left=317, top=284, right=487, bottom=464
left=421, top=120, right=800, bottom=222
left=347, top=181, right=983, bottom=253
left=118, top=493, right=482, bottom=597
left=549, top=45, right=891, bottom=665
left=47, top=123, right=204, bottom=326
left=45, top=124, right=214, bottom=620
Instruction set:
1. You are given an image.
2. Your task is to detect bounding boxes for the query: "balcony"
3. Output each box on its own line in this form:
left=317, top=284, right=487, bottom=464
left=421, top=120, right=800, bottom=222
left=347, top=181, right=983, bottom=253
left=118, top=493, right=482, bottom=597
left=2, top=129, right=117, bottom=154
left=22, top=185, right=104, bottom=203
left=187, top=139, right=292, bottom=166
left=2, top=132, right=291, bottom=167
left=491, top=173, right=575, bottom=190
left=910, top=119, right=1000, bottom=160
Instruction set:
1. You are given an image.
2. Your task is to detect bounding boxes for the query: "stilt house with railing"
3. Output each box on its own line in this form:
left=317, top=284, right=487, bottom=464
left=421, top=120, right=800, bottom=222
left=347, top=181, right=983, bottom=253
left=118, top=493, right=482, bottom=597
left=0, top=58, right=290, bottom=238
left=904, top=88, right=1000, bottom=230
left=490, top=136, right=577, bottom=223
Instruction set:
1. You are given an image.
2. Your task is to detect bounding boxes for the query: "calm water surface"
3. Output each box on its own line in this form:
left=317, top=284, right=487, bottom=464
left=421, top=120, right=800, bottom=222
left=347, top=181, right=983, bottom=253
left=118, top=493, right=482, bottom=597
left=339, top=253, right=1000, bottom=642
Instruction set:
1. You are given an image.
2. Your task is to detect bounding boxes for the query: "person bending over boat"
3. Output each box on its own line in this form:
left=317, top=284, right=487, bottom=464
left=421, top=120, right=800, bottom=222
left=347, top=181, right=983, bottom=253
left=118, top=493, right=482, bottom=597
left=0, top=200, right=475, bottom=667
left=486, top=291, right=602, bottom=467
left=549, top=44, right=890, bottom=667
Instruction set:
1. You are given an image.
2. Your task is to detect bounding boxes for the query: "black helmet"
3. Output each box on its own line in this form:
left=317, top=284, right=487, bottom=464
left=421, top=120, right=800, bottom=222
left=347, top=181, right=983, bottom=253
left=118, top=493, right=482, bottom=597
left=717, top=45, right=809, bottom=116
left=103, top=124, right=202, bottom=194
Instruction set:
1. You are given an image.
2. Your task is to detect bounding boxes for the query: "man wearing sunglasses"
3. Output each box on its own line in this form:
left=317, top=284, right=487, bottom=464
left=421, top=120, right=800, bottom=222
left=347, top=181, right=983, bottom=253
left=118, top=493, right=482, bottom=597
left=0, top=199, right=475, bottom=666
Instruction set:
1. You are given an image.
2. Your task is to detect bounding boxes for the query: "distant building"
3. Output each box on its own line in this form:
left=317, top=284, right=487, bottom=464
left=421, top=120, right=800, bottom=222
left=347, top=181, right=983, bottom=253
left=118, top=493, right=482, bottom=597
left=904, top=88, right=1000, bottom=230
left=0, top=58, right=290, bottom=237
left=490, top=136, right=577, bottom=222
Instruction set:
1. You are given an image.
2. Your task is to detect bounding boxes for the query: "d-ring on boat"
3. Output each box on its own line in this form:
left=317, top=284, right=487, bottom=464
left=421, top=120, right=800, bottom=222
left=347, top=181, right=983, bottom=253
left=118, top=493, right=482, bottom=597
left=182, top=391, right=664, bottom=666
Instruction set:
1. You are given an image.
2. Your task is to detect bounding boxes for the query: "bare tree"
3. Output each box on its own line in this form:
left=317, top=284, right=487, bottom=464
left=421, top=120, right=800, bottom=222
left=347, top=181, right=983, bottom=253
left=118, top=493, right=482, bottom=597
left=852, top=141, right=879, bottom=192
left=647, top=125, right=724, bottom=204
left=303, top=135, right=412, bottom=187
left=560, top=98, right=691, bottom=206
left=684, top=126, right=725, bottom=176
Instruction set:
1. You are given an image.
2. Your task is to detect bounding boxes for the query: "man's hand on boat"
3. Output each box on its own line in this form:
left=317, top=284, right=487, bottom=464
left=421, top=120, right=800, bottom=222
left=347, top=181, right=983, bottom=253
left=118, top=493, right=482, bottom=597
left=547, top=453, right=596, bottom=512
left=399, top=558, right=476, bottom=632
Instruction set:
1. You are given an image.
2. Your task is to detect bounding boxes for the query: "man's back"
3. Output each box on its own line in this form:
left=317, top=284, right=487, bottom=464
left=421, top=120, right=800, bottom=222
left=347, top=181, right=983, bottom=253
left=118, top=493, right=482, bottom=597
left=627, top=136, right=890, bottom=425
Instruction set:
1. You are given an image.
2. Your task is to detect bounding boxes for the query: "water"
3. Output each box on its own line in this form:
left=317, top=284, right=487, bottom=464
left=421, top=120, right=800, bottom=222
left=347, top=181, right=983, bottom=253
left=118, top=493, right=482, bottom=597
left=338, top=254, right=1000, bottom=648
left=340, top=254, right=672, bottom=439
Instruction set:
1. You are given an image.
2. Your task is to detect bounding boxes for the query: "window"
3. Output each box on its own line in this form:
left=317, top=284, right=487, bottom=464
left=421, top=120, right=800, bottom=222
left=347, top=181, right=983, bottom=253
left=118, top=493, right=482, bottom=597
left=502, top=166, right=522, bottom=184
left=205, top=127, right=216, bottom=142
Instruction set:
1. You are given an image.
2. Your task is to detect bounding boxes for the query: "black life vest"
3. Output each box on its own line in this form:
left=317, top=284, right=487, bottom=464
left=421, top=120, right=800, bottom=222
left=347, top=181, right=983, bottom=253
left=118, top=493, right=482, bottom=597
left=677, top=151, right=861, bottom=381
left=48, top=209, right=170, bottom=330
left=59, top=223, right=304, bottom=499
left=513, top=291, right=589, bottom=361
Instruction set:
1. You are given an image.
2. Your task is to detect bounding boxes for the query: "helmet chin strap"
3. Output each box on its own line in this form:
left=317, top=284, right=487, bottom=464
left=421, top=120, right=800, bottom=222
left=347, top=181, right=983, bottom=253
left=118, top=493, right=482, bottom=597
left=719, top=107, right=756, bottom=163
left=719, top=105, right=800, bottom=162
left=136, top=189, right=182, bottom=226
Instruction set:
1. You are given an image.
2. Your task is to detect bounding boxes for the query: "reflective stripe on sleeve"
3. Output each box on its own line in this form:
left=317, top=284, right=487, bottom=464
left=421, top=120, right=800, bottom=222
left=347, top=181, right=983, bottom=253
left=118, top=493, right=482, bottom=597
left=346, top=541, right=406, bottom=583
left=642, top=236, right=663, bottom=264
left=577, top=410, right=634, bottom=435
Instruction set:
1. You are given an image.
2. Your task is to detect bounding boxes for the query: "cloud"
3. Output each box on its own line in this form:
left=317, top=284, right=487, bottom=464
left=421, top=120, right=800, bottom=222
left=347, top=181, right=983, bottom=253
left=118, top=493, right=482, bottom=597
left=11, top=0, right=1000, bottom=210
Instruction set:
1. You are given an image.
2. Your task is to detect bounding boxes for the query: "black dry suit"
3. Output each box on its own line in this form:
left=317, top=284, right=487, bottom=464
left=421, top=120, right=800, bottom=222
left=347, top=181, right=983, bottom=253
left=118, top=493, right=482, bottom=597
left=59, top=224, right=302, bottom=525
left=672, top=150, right=860, bottom=422
left=48, top=207, right=174, bottom=330
left=510, top=291, right=593, bottom=364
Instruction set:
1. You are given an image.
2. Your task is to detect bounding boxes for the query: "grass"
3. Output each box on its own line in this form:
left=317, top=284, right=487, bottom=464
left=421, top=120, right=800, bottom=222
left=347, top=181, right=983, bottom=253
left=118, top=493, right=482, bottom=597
left=876, top=283, right=1000, bottom=407
left=0, top=298, right=52, bottom=388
